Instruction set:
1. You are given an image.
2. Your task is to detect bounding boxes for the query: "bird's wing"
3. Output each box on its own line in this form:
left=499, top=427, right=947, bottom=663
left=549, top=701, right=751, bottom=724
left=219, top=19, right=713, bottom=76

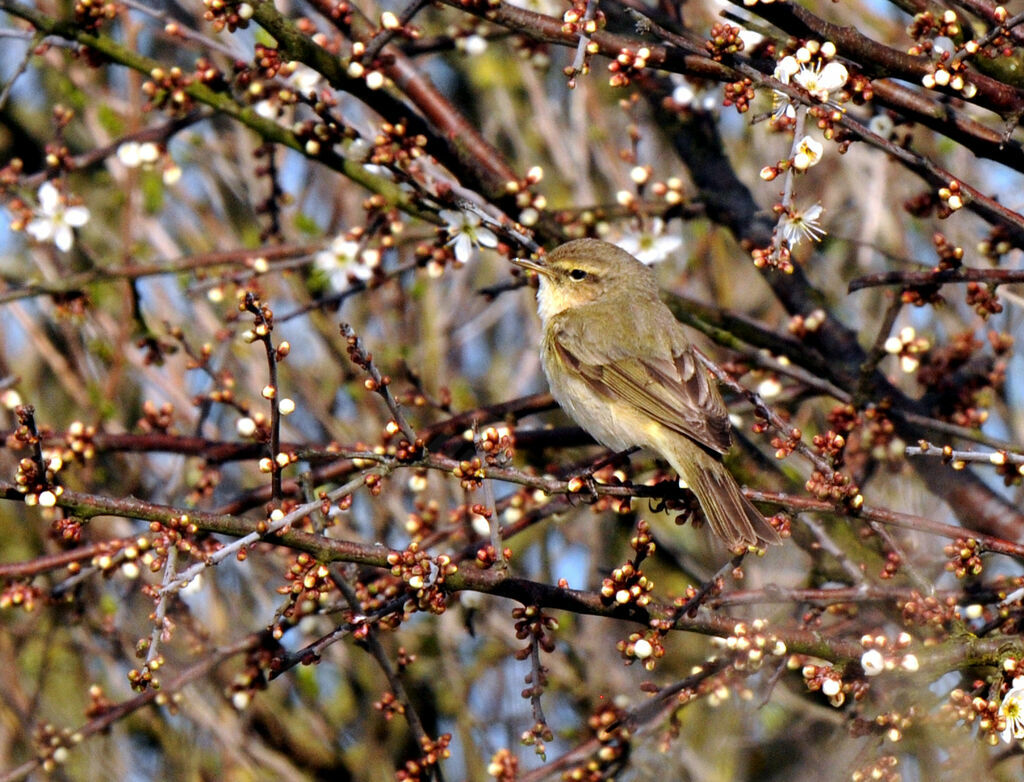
left=549, top=308, right=733, bottom=454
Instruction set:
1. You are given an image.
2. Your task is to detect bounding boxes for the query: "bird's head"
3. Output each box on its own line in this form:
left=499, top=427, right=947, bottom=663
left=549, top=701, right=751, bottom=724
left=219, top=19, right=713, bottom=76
left=512, top=238, right=659, bottom=322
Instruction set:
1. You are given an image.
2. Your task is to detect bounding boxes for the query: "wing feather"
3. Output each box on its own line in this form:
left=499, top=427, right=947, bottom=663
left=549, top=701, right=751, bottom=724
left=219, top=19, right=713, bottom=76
left=549, top=303, right=733, bottom=454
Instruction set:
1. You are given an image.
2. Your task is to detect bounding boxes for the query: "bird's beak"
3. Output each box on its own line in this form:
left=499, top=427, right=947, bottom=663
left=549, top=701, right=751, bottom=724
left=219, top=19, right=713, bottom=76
left=511, top=256, right=551, bottom=277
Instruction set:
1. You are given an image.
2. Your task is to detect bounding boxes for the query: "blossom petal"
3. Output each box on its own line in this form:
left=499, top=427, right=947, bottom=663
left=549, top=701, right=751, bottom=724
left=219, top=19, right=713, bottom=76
left=64, top=206, right=90, bottom=228
left=438, top=209, right=465, bottom=230
left=475, top=226, right=499, bottom=248
left=37, top=182, right=60, bottom=214
left=818, top=62, right=849, bottom=92
left=25, top=217, right=55, bottom=242
left=451, top=234, right=473, bottom=263
left=54, top=224, right=74, bottom=252
left=793, top=136, right=824, bottom=170
left=774, top=56, right=799, bottom=82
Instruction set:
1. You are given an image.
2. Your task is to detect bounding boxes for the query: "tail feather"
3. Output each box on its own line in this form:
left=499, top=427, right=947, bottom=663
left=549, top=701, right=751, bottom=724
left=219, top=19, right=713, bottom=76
left=670, top=446, right=779, bottom=550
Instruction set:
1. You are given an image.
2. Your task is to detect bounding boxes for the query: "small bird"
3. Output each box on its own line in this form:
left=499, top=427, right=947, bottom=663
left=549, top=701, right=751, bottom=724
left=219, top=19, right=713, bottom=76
left=514, top=238, right=779, bottom=550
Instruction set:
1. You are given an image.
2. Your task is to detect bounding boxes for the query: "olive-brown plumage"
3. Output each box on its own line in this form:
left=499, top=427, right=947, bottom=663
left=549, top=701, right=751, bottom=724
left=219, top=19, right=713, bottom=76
left=515, top=238, right=778, bottom=550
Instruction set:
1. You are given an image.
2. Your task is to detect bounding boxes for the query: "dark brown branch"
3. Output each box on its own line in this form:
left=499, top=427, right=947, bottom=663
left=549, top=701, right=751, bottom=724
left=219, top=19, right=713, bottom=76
left=849, top=266, right=1024, bottom=292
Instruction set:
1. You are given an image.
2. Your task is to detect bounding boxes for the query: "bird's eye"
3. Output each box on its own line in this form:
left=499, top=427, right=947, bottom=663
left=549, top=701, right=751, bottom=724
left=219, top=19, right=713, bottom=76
left=568, top=268, right=588, bottom=281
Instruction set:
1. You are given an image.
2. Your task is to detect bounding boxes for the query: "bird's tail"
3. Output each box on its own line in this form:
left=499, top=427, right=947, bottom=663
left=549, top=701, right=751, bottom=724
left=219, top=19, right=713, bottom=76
left=670, top=445, right=780, bottom=550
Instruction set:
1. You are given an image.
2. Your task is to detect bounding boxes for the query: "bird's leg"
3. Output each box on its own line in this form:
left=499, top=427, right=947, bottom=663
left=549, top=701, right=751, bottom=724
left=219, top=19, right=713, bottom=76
left=564, top=447, right=638, bottom=504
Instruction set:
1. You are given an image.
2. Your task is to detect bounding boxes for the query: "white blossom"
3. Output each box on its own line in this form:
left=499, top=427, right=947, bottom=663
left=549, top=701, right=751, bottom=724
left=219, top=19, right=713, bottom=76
left=868, top=113, right=894, bottom=139
left=615, top=219, right=683, bottom=265
left=25, top=182, right=90, bottom=252
left=439, top=208, right=498, bottom=263
left=860, top=649, right=884, bottom=676
left=792, top=136, right=824, bottom=170
left=779, top=203, right=826, bottom=246
left=286, top=62, right=322, bottom=96
left=792, top=60, right=848, bottom=103
left=117, top=141, right=160, bottom=168
left=773, top=54, right=847, bottom=119
left=315, top=236, right=373, bottom=291
left=458, top=34, right=488, bottom=56
left=1001, top=677, right=1024, bottom=743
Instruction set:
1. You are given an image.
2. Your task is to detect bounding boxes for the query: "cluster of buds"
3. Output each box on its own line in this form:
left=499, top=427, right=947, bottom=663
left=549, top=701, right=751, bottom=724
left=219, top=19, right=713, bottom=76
left=804, top=467, right=861, bottom=506
left=504, top=166, right=548, bottom=228
left=907, top=8, right=962, bottom=46
left=374, top=691, right=405, bottom=721
left=859, top=632, right=918, bottom=678
left=876, top=549, right=901, bottom=580
left=477, top=425, right=515, bottom=467
left=259, top=449, right=297, bottom=476
left=942, top=683, right=1007, bottom=745
left=384, top=420, right=421, bottom=462
left=944, top=537, right=983, bottom=578
left=900, top=591, right=958, bottom=639
left=14, top=453, right=63, bottom=508
left=365, top=121, right=428, bottom=170
left=921, top=63, right=976, bottom=97
left=32, top=722, right=81, bottom=772
left=486, top=748, right=518, bottom=781
left=719, top=77, right=755, bottom=113
left=386, top=548, right=456, bottom=614
left=473, top=543, right=512, bottom=569
left=717, top=619, right=787, bottom=672
left=190, top=57, right=227, bottom=93
left=235, top=409, right=272, bottom=441
left=629, top=520, right=655, bottom=559
left=827, top=403, right=862, bottom=435
left=142, top=66, right=195, bottom=116
left=617, top=630, right=664, bottom=669
left=520, top=719, right=554, bottom=759
left=705, top=23, right=745, bottom=61
left=750, top=242, right=793, bottom=273
left=74, top=0, right=117, bottom=31
left=452, top=457, right=485, bottom=490
left=861, top=708, right=916, bottom=744
left=277, top=553, right=335, bottom=612
left=10, top=407, right=63, bottom=508
left=914, top=329, right=999, bottom=428
left=513, top=605, right=558, bottom=658
left=812, top=429, right=848, bottom=466
left=985, top=442, right=1024, bottom=486
left=561, top=2, right=604, bottom=36
left=770, top=426, right=803, bottom=461
left=798, top=660, right=847, bottom=707
left=146, top=514, right=203, bottom=565
left=786, top=308, right=826, bottom=338
left=907, top=11, right=978, bottom=97
left=600, top=559, right=654, bottom=608
left=937, top=180, right=965, bottom=214
left=202, top=0, right=254, bottom=33
left=883, top=325, right=930, bottom=373
left=87, top=538, right=148, bottom=580
left=979, top=225, right=1014, bottom=260
left=965, top=281, right=1003, bottom=318
left=850, top=755, right=900, bottom=782
left=649, top=176, right=687, bottom=205
left=404, top=494, right=440, bottom=538
left=251, top=43, right=286, bottom=82
left=607, top=46, right=653, bottom=88
left=0, top=581, right=43, bottom=611
left=569, top=703, right=630, bottom=774
left=138, top=400, right=175, bottom=434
